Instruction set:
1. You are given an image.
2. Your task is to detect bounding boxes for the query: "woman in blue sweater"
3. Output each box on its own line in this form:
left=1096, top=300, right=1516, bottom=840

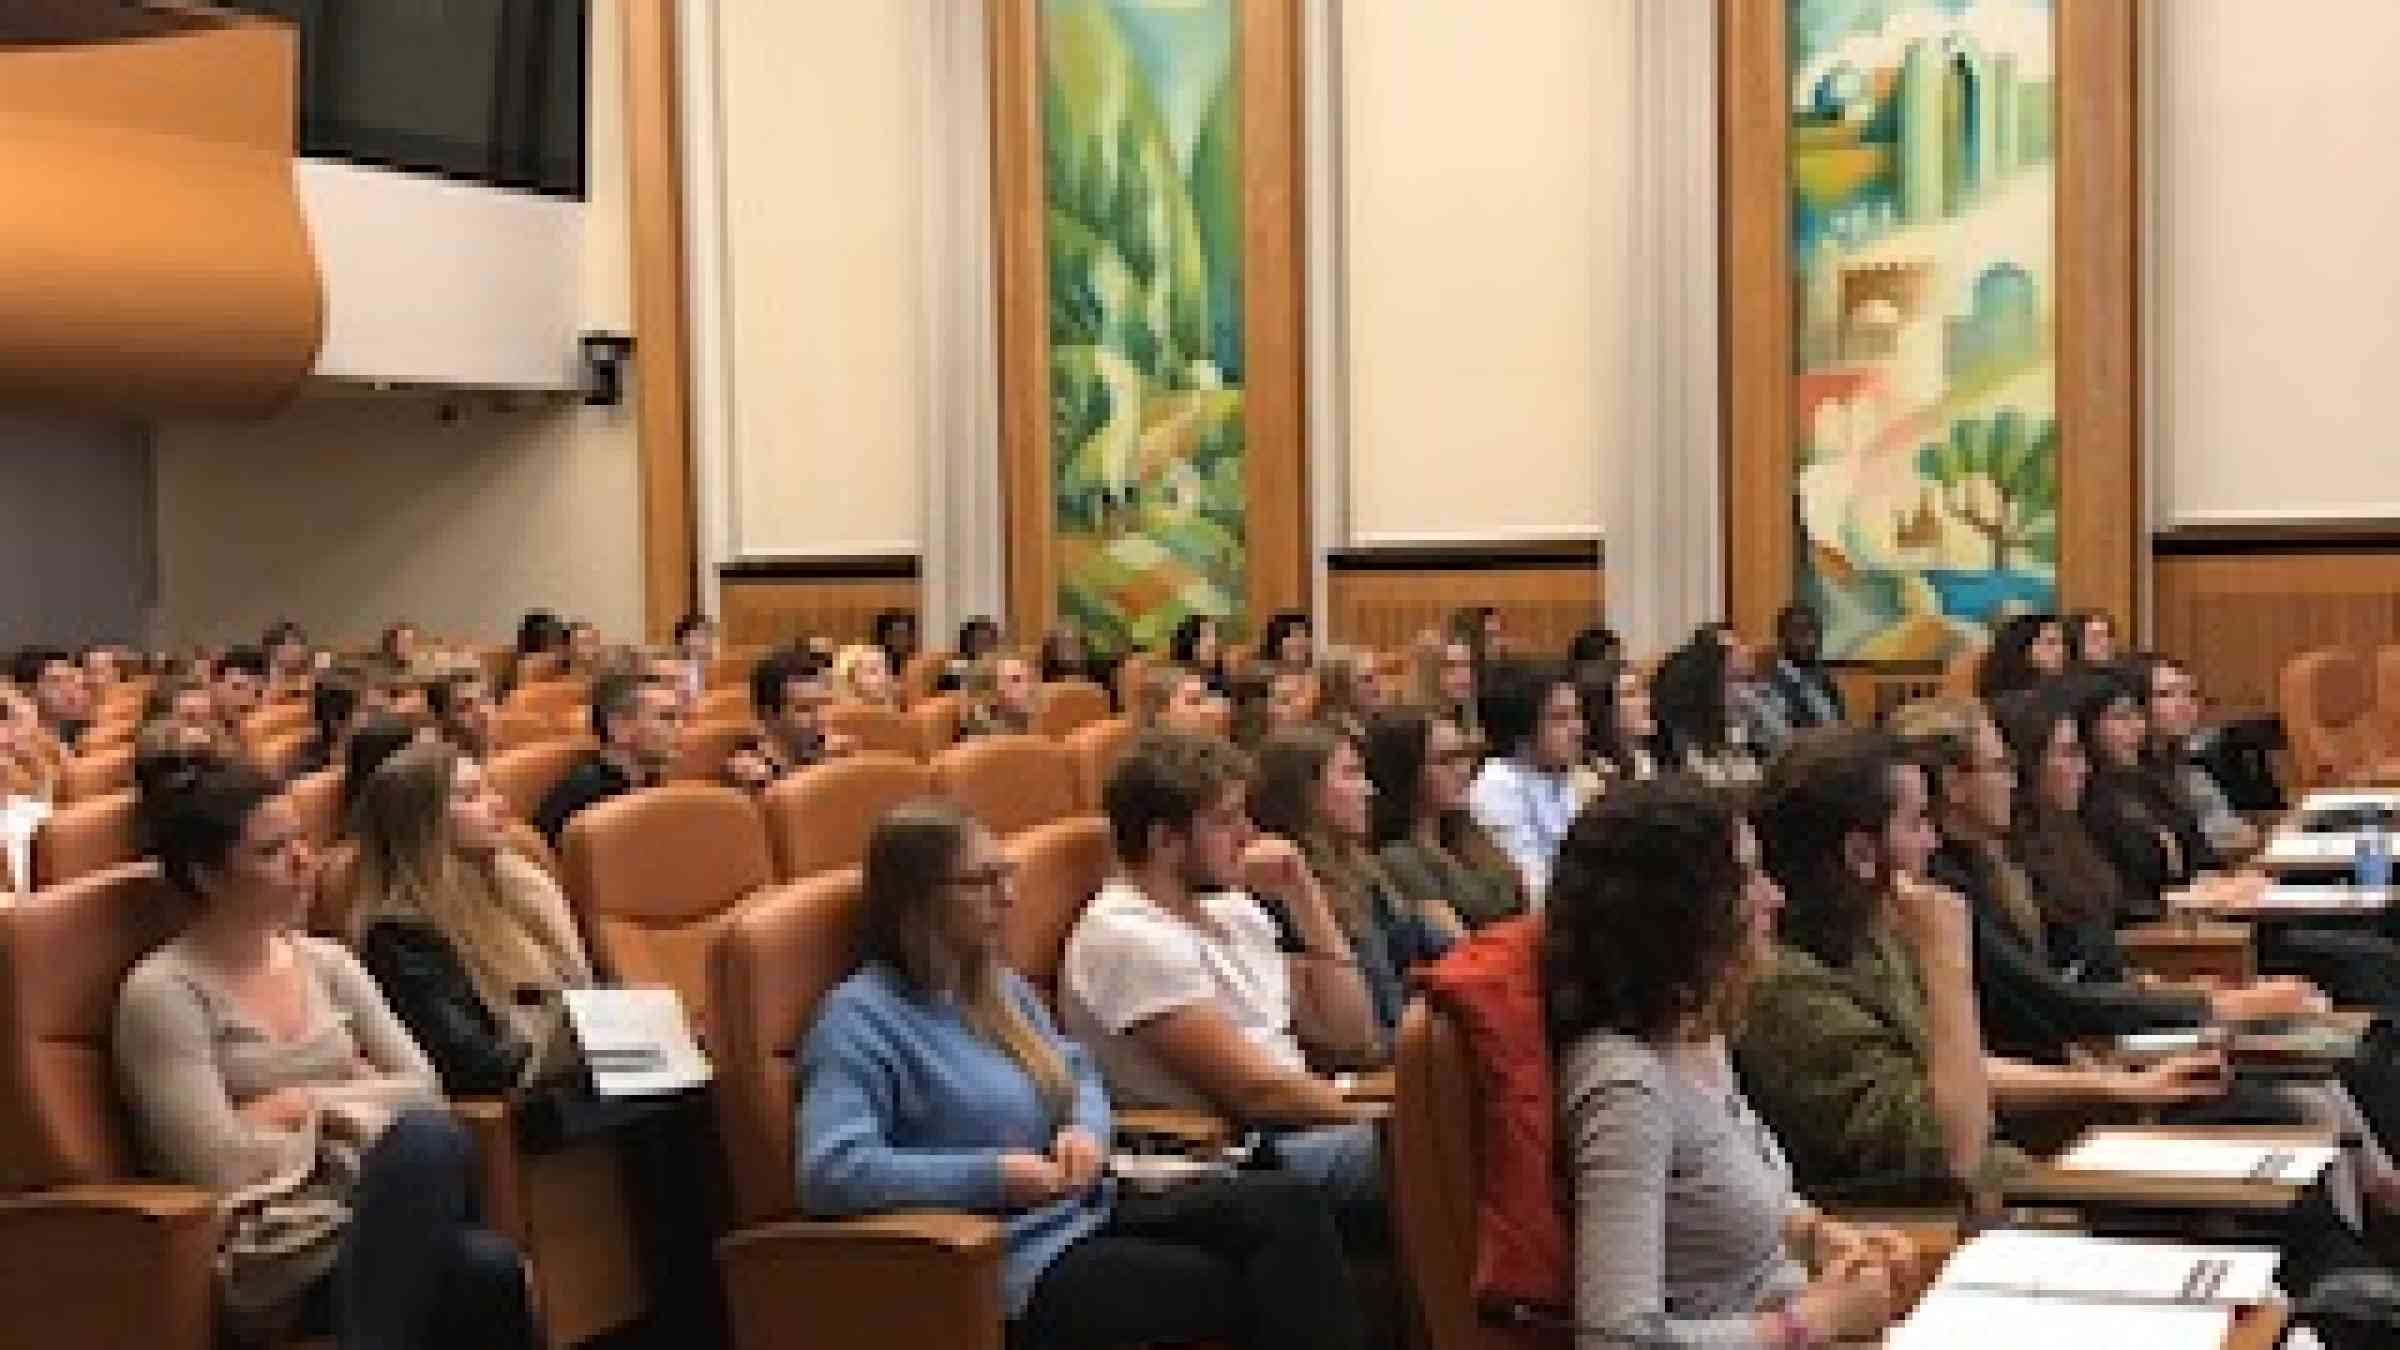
left=798, top=801, right=1364, bottom=1349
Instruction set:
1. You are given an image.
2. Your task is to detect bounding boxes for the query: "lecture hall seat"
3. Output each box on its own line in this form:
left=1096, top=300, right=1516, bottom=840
left=930, top=735, right=1079, bottom=839
left=998, top=814, right=1115, bottom=1007
left=2279, top=648, right=2400, bottom=790
left=1031, top=679, right=1110, bottom=739
left=57, top=741, right=136, bottom=804
left=760, top=754, right=932, bottom=881
left=29, top=788, right=139, bottom=889
left=1063, top=717, right=1136, bottom=813
left=908, top=694, right=965, bottom=757
left=487, top=736, right=598, bottom=822
left=670, top=718, right=761, bottom=785
left=709, top=867, right=1007, bottom=1350
left=559, top=784, right=778, bottom=1047
left=823, top=701, right=920, bottom=759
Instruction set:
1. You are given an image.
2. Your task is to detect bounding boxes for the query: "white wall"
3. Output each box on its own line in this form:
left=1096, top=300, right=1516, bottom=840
left=2152, top=0, right=2400, bottom=524
left=1335, top=0, right=1629, bottom=545
left=0, top=413, right=153, bottom=647
left=148, top=0, right=641, bottom=644
left=695, top=0, right=930, bottom=560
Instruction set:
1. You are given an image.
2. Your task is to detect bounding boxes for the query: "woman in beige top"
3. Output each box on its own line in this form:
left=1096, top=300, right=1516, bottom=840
left=112, top=755, right=535, bottom=1347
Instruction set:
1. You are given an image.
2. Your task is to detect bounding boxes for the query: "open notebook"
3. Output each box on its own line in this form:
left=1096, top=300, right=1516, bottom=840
left=1887, top=1230, right=2279, bottom=1349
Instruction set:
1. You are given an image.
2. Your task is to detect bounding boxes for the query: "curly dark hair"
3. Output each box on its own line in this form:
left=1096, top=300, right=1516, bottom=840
left=1544, top=779, right=1749, bottom=1044
left=1976, top=613, right=2062, bottom=700
left=1752, top=726, right=1906, bottom=967
left=1649, top=636, right=1733, bottom=758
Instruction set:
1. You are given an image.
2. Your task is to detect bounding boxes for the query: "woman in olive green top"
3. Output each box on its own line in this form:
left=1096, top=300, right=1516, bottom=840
left=1363, top=708, right=1527, bottom=928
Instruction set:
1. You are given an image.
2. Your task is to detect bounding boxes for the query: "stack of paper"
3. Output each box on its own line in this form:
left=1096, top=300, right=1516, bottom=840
left=2055, top=1133, right=2337, bottom=1185
left=1889, top=1291, right=2232, bottom=1349
left=562, top=986, right=713, bottom=1097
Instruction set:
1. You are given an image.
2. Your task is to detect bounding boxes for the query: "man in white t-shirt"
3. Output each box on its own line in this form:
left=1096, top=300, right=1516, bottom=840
left=1061, top=731, right=1387, bottom=1245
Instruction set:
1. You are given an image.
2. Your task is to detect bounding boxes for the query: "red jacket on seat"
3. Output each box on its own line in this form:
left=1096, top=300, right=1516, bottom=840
left=1414, top=915, right=1570, bottom=1320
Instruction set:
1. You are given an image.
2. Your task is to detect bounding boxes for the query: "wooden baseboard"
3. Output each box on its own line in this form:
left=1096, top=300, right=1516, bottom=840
left=1326, top=542, right=1602, bottom=654
left=719, top=558, right=920, bottom=648
left=2153, top=537, right=2400, bottom=717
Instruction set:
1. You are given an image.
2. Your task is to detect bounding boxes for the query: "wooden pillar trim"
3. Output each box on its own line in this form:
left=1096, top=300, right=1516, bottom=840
left=624, top=0, right=697, bottom=639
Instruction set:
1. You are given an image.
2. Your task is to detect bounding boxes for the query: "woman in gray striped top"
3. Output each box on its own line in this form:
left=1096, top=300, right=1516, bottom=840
left=1544, top=781, right=1911, bottom=1348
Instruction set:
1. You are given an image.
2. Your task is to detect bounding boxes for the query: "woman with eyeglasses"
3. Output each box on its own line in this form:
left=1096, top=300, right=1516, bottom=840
left=797, top=801, right=1363, bottom=1349
left=1363, top=708, right=1524, bottom=930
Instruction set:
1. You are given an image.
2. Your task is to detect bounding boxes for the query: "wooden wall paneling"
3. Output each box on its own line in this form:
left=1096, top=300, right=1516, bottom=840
left=1239, top=0, right=1310, bottom=626
left=1721, top=0, right=2142, bottom=646
left=1327, top=564, right=1603, bottom=657
left=2054, top=0, right=2142, bottom=631
left=2154, top=548, right=2400, bottom=718
left=1719, top=0, right=1794, bottom=642
left=719, top=576, right=922, bottom=650
left=992, top=0, right=1307, bottom=642
left=625, top=0, right=697, bottom=640
left=991, top=0, right=1051, bottom=642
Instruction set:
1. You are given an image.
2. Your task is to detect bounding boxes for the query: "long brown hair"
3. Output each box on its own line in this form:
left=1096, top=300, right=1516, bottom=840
left=1249, top=725, right=1378, bottom=936
left=859, top=801, right=1073, bottom=1122
left=348, top=742, right=586, bottom=1019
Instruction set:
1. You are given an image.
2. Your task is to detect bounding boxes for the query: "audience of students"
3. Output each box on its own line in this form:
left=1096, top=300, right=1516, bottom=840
left=800, top=801, right=1365, bottom=1349
left=1468, top=661, right=1586, bottom=899
left=533, top=672, right=685, bottom=845
left=1546, top=780, right=1909, bottom=1347
left=15, top=604, right=2390, bottom=1345
left=1363, top=708, right=1525, bottom=930
left=114, top=755, right=536, bottom=1348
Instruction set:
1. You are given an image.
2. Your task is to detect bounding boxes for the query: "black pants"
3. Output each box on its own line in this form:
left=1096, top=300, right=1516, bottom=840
left=301, top=1109, right=537, bottom=1350
left=1011, top=1172, right=1364, bottom=1350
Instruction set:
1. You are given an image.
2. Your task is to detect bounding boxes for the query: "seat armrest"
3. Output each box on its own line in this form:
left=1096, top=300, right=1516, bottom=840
left=0, top=1183, right=226, bottom=1350
left=1117, top=1106, right=1235, bottom=1153
left=451, top=1097, right=528, bottom=1241
left=718, top=1212, right=1004, bottom=1350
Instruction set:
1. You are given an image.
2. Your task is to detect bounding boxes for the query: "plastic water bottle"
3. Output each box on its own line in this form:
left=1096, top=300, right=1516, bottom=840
left=2355, top=810, right=2393, bottom=892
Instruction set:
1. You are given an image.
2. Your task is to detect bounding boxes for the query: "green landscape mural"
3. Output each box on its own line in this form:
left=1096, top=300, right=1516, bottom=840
left=1043, top=0, right=1244, bottom=654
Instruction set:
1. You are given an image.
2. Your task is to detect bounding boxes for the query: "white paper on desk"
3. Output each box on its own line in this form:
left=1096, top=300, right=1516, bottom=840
left=561, top=987, right=711, bottom=1097
left=1934, top=1229, right=2280, bottom=1304
left=2263, top=832, right=2378, bottom=864
left=2255, top=884, right=2382, bottom=910
left=1889, top=1289, right=2233, bottom=1350
left=2300, top=790, right=2400, bottom=813
left=2056, top=1133, right=2337, bottom=1186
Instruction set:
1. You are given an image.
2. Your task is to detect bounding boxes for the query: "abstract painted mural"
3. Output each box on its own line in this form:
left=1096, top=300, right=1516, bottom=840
left=1043, top=0, right=1246, bottom=654
left=1790, top=0, right=2058, bottom=661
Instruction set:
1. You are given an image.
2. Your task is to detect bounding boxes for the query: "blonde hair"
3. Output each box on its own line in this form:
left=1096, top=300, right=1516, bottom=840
left=861, top=801, right=1073, bottom=1122
left=1134, top=663, right=1202, bottom=729
left=1314, top=646, right=1380, bottom=732
left=962, top=653, right=1033, bottom=736
left=831, top=644, right=897, bottom=707
left=349, top=742, right=587, bottom=1022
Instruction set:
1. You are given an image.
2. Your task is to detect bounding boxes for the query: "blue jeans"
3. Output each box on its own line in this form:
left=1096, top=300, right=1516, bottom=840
left=1269, top=1121, right=1387, bottom=1252
left=299, top=1110, right=537, bottom=1350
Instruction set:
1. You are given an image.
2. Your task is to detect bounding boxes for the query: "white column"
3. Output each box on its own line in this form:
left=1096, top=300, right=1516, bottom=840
left=918, top=0, right=1005, bottom=639
left=1301, top=0, right=1347, bottom=624
left=1610, top=0, right=1724, bottom=653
